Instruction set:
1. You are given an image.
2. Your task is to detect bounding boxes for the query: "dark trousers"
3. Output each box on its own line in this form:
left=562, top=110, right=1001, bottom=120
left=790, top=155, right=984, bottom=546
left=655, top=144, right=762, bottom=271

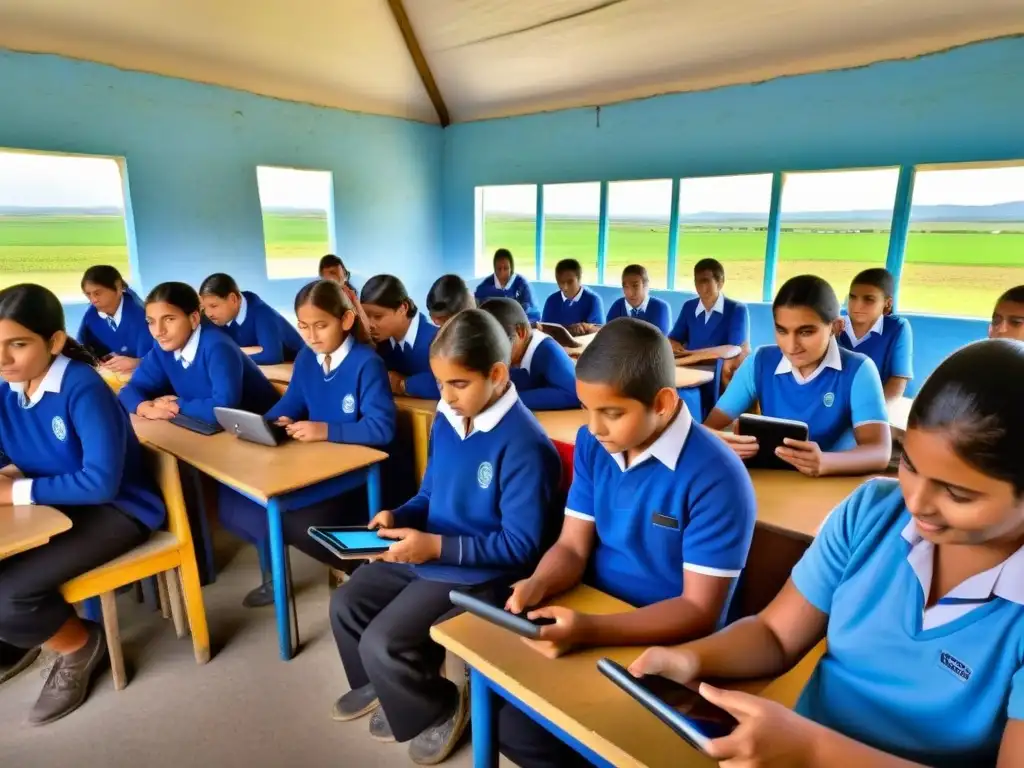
left=499, top=703, right=596, bottom=768
left=330, top=561, right=506, bottom=742
left=0, top=504, right=149, bottom=649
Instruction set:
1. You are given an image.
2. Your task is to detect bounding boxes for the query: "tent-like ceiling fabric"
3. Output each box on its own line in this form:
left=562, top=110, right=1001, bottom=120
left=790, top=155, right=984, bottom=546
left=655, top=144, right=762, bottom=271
left=1, top=0, right=1023, bottom=125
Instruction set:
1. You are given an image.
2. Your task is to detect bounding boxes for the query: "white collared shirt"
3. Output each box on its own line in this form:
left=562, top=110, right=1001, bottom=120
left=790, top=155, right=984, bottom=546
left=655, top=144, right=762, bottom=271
left=97, top=296, right=125, bottom=328
left=609, top=402, right=693, bottom=473
left=174, top=325, right=202, bottom=369
left=437, top=382, right=519, bottom=440
left=520, top=331, right=549, bottom=374
left=317, top=334, right=354, bottom=374
left=10, top=355, right=72, bottom=505
left=390, top=311, right=420, bottom=353
left=626, top=296, right=650, bottom=315
left=775, top=335, right=843, bottom=385
left=234, top=293, right=249, bottom=327
left=842, top=314, right=884, bottom=347
left=561, top=288, right=583, bottom=304
left=902, top=519, right=1024, bottom=629
left=695, top=293, right=726, bottom=323
left=495, top=272, right=514, bottom=290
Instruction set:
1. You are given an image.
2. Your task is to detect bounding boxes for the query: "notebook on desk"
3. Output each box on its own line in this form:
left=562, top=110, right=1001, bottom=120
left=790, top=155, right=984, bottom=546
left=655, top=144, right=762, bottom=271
left=539, top=323, right=582, bottom=348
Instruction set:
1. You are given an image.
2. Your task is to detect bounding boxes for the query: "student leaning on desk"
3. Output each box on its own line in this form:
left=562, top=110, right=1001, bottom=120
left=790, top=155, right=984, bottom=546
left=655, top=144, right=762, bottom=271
left=630, top=340, right=1024, bottom=768
left=498, top=319, right=757, bottom=768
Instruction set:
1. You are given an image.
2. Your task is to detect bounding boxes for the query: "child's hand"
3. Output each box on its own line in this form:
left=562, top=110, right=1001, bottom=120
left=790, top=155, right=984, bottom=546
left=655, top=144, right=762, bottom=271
left=628, top=647, right=701, bottom=686
left=274, top=416, right=294, bottom=426
left=285, top=420, right=328, bottom=442
left=367, top=510, right=395, bottom=529
left=715, top=430, right=759, bottom=460
left=375, top=529, right=441, bottom=564
left=776, top=438, right=826, bottom=477
left=521, top=606, right=591, bottom=659
left=138, top=401, right=177, bottom=420
left=567, top=323, right=588, bottom=336
left=505, top=578, right=546, bottom=614
left=154, top=395, right=178, bottom=404
left=104, top=355, right=139, bottom=374
left=388, top=371, right=407, bottom=395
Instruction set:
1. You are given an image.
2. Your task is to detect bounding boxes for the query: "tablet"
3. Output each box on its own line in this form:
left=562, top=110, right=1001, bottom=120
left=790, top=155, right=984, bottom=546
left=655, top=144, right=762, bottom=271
left=448, top=590, right=556, bottom=640
left=539, top=323, right=582, bottom=349
left=308, top=526, right=392, bottom=560
left=736, top=413, right=809, bottom=471
left=214, top=407, right=288, bottom=447
left=597, top=658, right=738, bottom=755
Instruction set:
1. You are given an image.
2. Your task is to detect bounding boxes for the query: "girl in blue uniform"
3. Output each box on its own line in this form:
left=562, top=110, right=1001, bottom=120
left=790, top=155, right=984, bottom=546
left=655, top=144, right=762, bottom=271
left=77, top=265, right=151, bottom=374
left=706, top=274, right=891, bottom=477
left=474, top=248, right=540, bottom=322
left=319, top=253, right=358, bottom=294
left=360, top=275, right=439, bottom=399
left=426, top=274, right=475, bottom=326
left=630, top=338, right=1024, bottom=768
left=0, top=284, right=164, bottom=726
left=198, top=273, right=304, bottom=365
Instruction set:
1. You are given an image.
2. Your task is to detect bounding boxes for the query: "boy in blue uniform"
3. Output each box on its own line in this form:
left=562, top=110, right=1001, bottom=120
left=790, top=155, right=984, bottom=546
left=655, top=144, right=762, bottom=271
left=541, top=258, right=605, bottom=336
left=707, top=275, right=891, bottom=477
left=839, top=268, right=914, bottom=402
left=480, top=297, right=579, bottom=411
left=426, top=274, right=475, bottom=326
left=77, top=265, right=152, bottom=374
left=669, top=258, right=750, bottom=369
left=498, top=318, right=757, bottom=768
left=329, top=310, right=561, bottom=765
left=474, top=248, right=540, bottom=322
left=990, top=285, right=1024, bottom=341
left=630, top=339, right=1024, bottom=768
left=198, top=273, right=304, bottom=365
left=605, top=264, right=671, bottom=334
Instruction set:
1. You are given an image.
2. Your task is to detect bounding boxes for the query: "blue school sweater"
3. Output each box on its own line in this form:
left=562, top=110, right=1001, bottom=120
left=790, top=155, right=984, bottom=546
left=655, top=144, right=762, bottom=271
left=119, top=324, right=280, bottom=424
left=509, top=332, right=579, bottom=411
left=391, top=385, right=561, bottom=584
left=838, top=314, right=914, bottom=384
left=474, top=274, right=541, bottom=323
left=605, top=296, right=672, bottom=334
left=77, top=293, right=153, bottom=358
left=541, top=287, right=605, bottom=327
left=220, top=291, right=304, bottom=366
left=266, top=337, right=396, bottom=446
left=375, top=312, right=439, bottom=399
left=669, top=295, right=749, bottom=350
left=0, top=356, right=165, bottom=529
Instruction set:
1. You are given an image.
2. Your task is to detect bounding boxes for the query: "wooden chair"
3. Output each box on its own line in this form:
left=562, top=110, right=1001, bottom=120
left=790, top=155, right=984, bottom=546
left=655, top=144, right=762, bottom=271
left=61, top=445, right=211, bottom=689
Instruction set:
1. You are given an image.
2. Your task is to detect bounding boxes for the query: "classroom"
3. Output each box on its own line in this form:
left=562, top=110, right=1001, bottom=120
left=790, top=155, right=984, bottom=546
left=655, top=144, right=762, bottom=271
left=2, top=2, right=1024, bottom=767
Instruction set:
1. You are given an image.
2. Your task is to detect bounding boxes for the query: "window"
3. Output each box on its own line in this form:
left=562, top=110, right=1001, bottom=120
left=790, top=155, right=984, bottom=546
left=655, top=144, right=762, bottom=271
left=777, top=168, right=899, bottom=302
left=257, top=166, right=333, bottom=280
left=0, top=149, right=131, bottom=301
left=476, top=185, right=537, bottom=278
left=606, top=179, right=673, bottom=288
left=542, top=182, right=600, bottom=282
left=903, top=163, right=1024, bottom=317
left=677, top=174, right=773, bottom=301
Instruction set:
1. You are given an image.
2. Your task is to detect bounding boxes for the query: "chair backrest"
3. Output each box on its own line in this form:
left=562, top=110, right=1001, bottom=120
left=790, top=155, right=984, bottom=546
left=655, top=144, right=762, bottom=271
left=142, top=445, right=192, bottom=547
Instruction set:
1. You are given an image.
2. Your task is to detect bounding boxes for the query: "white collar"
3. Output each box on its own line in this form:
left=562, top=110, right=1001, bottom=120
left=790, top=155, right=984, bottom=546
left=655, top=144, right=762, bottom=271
left=390, top=311, right=420, bottom=351
left=10, top=354, right=71, bottom=409
left=843, top=314, right=884, bottom=347
left=610, top=403, right=693, bottom=473
left=775, top=335, right=843, bottom=385
left=901, top=519, right=1024, bottom=605
left=495, top=272, right=514, bottom=290
left=627, top=296, right=651, bottom=314
left=316, top=334, right=354, bottom=374
left=437, top=382, right=519, bottom=440
left=695, top=292, right=726, bottom=319
left=174, top=324, right=202, bottom=365
left=561, top=287, right=583, bottom=304
left=234, top=293, right=249, bottom=326
left=97, top=296, right=125, bottom=326
left=520, top=330, right=549, bottom=374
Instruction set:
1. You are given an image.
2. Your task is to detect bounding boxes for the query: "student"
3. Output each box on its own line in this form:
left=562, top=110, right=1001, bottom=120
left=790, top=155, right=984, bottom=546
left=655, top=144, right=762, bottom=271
left=669, top=258, right=750, bottom=361
left=76, top=265, right=152, bottom=373
left=705, top=275, right=891, bottom=476
left=198, top=273, right=304, bottom=365
left=360, top=275, right=439, bottom=399
left=629, top=338, right=1024, bottom=768
left=480, top=297, right=579, bottom=410
left=605, top=264, right=671, bottom=334
left=839, top=268, right=914, bottom=402
left=541, top=258, right=605, bottom=336
left=497, top=318, right=757, bottom=768
left=319, top=254, right=357, bottom=292
left=426, top=274, right=475, bottom=326
left=329, top=309, right=561, bottom=765
left=119, top=282, right=280, bottom=424
left=474, top=248, right=540, bottom=322
left=0, top=284, right=164, bottom=726
left=990, top=285, right=1024, bottom=341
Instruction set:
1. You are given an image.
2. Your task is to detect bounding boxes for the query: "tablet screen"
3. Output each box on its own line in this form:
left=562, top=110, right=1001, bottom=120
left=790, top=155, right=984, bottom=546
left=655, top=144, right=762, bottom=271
left=638, top=675, right=738, bottom=740
left=327, top=530, right=389, bottom=551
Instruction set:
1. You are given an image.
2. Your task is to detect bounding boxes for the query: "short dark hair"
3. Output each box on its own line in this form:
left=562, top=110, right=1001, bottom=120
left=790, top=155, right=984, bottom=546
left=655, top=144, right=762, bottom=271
left=555, top=259, right=583, bottom=279
left=576, top=318, right=674, bottom=406
left=319, top=254, right=345, bottom=272
left=146, top=282, right=202, bottom=316
left=996, top=285, right=1024, bottom=305
left=0, top=284, right=95, bottom=366
left=909, top=338, right=1024, bottom=495
left=198, top=273, right=241, bottom=299
left=694, top=258, right=725, bottom=283
left=430, top=308, right=511, bottom=374
left=493, top=249, right=515, bottom=272
left=426, top=275, right=474, bottom=318
left=773, top=275, right=840, bottom=324
left=360, top=274, right=417, bottom=317
left=294, top=279, right=371, bottom=344
left=851, top=268, right=895, bottom=299
left=81, top=265, right=128, bottom=293
left=479, top=297, right=530, bottom=343
left=621, top=264, right=649, bottom=285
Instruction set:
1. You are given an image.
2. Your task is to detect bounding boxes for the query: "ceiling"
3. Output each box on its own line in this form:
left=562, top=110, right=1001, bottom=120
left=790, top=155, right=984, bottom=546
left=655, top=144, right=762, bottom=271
left=1, top=0, right=1022, bottom=125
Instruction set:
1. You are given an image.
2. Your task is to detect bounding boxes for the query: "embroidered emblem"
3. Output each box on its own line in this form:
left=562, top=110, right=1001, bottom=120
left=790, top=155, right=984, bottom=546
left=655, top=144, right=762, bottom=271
left=939, top=651, right=971, bottom=683
left=823, top=392, right=835, bottom=408
left=51, top=416, right=68, bottom=442
left=477, top=461, right=494, bottom=489
left=342, top=394, right=356, bottom=414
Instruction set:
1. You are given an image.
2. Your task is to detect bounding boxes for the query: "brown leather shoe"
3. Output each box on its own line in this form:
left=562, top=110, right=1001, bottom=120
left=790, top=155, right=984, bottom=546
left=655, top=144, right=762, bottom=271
left=28, top=622, right=107, bottom=726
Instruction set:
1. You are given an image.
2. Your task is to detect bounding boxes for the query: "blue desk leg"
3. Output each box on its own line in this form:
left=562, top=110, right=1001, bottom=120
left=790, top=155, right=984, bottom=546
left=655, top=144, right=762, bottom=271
left=266, top=497, right=294, bottom=660
left=470, top=668, right=499, bottom=768
left=366, top=463, right=381, bottom=517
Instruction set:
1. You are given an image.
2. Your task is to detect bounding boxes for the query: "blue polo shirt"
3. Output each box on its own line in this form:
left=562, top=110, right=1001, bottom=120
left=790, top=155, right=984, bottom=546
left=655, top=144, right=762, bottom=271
left=838, top=314, right=914, bottom=383
left=565, top=405, right=756, bottom=610
left=475, top=273, right=540, bottom=323
left=541, top=287, right=604, bottom=327
left=669, top=294, right=749, bottom=350
left=605, top=296, right=672, bottom=334
left=716, top=337, right=887, bottom=451
left=792, top=478, right=1024, bottom=767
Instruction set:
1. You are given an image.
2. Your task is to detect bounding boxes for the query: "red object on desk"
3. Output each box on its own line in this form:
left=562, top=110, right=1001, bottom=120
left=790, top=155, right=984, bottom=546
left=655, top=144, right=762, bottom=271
left=553, top=440, right=575, bottom=493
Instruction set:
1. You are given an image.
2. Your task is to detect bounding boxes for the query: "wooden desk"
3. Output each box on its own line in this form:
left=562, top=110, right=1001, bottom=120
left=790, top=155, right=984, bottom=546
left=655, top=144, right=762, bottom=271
left=432, top=585, right=823, bottom=768
left=535, top=410, right=589, bottom=446
left=131, top=415, right=387, bottom=660
left=888, top=396, right=913, bottom=440
left=674, top=344, right=742, bottom=367
left=673, top=366, right=713, bottom=389
left=258, top=363, right=294, bottom=386
left=749, top=470, right=867, bottom=540
left=0, top=505, right=72, bottom=559
left=97, top=367, right=132, bottom=394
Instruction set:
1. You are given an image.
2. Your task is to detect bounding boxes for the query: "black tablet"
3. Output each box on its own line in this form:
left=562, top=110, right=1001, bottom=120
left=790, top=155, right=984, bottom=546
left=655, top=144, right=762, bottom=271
left=308, top=526, right=392, bottom=560
left=736, top=414, right=809, bottom=471
left=448, top=590, right=556, bottom=640
left=169, top=414, right=224, bottom=436
left=597, top=658, right=738, bottom=755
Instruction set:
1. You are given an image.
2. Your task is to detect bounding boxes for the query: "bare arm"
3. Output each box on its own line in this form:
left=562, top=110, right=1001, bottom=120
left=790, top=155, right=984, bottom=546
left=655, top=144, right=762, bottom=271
left=704, top=406, right=734, bottom=431
left=883, top=376, right=909, bottom=402
left=821, top=422, right=891, bottom=476
left=506, top=516, right=594, bottom=612
left=998, top=721, right=1024, bottom=768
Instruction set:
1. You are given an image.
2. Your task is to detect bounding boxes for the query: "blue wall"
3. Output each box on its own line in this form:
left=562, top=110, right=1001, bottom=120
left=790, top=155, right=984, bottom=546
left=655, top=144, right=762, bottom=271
left=442, top=38, right=1023, bottom=394
left=0, top=49, right=444, bottom=330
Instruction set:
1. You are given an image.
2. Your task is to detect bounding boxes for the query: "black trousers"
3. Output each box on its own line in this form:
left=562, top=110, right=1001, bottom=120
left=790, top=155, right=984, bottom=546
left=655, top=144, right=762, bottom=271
left=499, top=703, right=596, bottom=768
left=330, top=561, right=507, bottom=742
left=0, top=504, right=149, bottom=649
left=282, top=492, right=368, bottom=569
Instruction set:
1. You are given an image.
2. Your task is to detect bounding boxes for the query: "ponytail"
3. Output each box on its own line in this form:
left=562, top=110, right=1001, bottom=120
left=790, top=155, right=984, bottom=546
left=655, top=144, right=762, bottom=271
left=61, top=338, right=98, bottom=367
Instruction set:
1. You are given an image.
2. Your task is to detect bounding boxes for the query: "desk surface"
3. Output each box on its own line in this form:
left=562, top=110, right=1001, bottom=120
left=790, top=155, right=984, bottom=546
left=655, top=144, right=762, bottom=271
left=394, top=396, right=439, bottom=416
left=432, top=585, right=822, bottom=768
left=674, top=344, right=742, bottom=366
left=750, top=469, right=868, bottom=539
left=131, top=416, right=387, bottom=502
left=394, top=398, right=589, bottom=446
left=888, top=396, right=913, bottom=439
left=258, top=363, right=294, bottom=385
left=0, top=505, right=72, bottom=559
